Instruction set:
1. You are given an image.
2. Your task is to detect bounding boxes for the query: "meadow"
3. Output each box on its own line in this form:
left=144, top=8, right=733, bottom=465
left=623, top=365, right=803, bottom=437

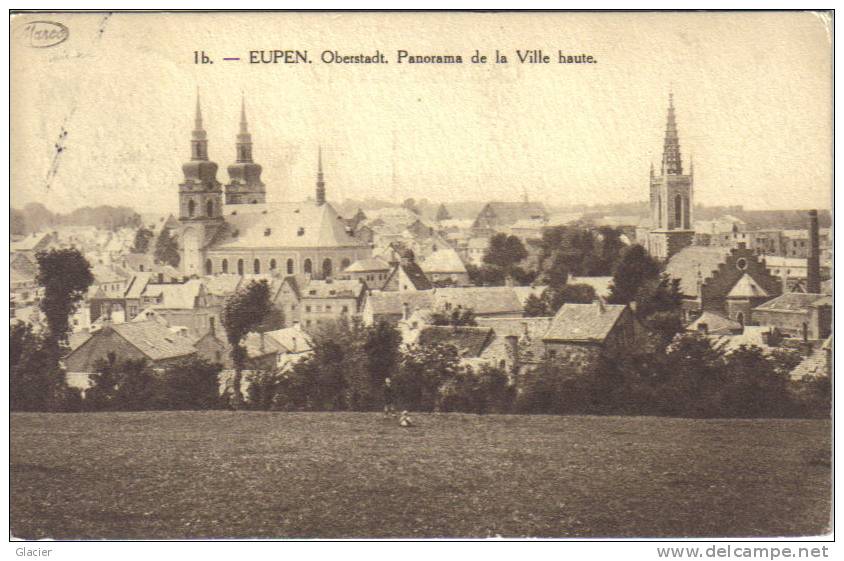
left=11, top=412, right=831, bottom=539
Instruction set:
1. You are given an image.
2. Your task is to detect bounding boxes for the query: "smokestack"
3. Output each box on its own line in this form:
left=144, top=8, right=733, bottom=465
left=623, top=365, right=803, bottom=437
left=807, top=210, right=821, bottom=294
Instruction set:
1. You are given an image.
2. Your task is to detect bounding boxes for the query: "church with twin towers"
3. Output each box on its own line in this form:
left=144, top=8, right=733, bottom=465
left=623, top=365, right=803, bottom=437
left=177, top=94, right=372, bottom=280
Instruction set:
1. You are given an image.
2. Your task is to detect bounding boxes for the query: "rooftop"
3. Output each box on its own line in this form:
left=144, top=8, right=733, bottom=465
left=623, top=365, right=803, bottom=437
left=543, top=302, right=627, bottom=343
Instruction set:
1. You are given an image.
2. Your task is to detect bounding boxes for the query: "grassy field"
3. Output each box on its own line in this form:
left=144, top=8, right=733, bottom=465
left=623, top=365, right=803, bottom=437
left=11, top=412, right=831, bottom=539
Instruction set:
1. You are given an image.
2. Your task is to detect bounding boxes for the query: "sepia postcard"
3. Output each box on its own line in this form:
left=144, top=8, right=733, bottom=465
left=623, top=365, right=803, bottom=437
left=8, top=10, right=834, bottom=544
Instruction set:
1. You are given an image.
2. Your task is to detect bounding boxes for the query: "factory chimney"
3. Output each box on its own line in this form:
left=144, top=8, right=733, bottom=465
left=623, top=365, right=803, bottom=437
left=807, top=210, right=821, bottom=294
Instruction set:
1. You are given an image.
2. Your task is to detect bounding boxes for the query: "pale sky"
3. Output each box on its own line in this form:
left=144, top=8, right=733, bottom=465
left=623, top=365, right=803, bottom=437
left=11, top=11, right=833, bottom=215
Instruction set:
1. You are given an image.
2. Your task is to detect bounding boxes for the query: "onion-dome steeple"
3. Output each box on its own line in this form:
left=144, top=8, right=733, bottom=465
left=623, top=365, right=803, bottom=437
left=225, top=94, right=265, bottom=204
left=182, top=92, right=220, bottom=187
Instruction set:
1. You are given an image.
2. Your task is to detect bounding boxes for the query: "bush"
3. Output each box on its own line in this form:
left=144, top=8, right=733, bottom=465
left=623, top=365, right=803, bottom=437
left=161, top=357, right=223, bottom=410
left=439, top=364, right=514, bottom=414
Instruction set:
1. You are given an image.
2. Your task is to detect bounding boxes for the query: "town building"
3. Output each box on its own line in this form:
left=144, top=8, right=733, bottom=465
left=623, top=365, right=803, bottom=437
left=542, top=301, right=642, bottom=368
left=664, top=245, right=782, bottom=324
left=176, top=95, right=371, bottom=280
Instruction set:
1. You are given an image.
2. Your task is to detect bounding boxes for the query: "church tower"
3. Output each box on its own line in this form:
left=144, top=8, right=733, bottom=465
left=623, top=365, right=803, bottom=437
left=647, top=93, right=694, bottom=261
left=315, top=147, right=326, bottom=206
left=179, top=93, right=224, bottom=276
left=225, top=96, right=266, bottom=204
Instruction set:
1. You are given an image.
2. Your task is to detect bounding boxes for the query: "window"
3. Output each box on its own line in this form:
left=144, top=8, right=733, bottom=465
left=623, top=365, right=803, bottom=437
left=305, top=306, right=312, bottom=313
left=342, top=305, right=349, bottom=314
left=674, top=194, right=683, bottom=228
left=287, top=259, right=294, bottom=275
left=215, top=351, right=222, bottom=362
left=187, top=199, right=196, bottom=218
left=209, top=317, right=215, bottom=330
left=270, top=259, right=277, bottom=271
left=304, top=259, right=312, bottom=275
left=254, top=259, right=261, bottom=274
left=221, top=259, right=228, bottom=273
left=298, top=227, right=305, bottom=236
left=206, top=200, right=214, bottom=217
left=264, top=228, right=272, bottom=236
left=237, top=259, right=244, bottom=275
left=341, top=258, right=350, bottom=270
left=326, top=305, right=332, bottom=311
left=205, top=259, right=213, bottom=275
left=323, top=258, right=333, bottom=278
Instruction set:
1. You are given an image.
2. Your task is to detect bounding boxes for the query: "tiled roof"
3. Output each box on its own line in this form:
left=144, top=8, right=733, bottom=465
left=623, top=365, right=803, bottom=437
left=211, top=202, right=367, bottom=250
left=367, top=290, right=435, bottom=316
left=476, top=316, right=553, bottom=360
left=789, top=343, right=830, bottom=381
left=477, top=202, right=548, bottom=226
left=543, top=302, right=627, bottom=343
left=728, top=274, right=770, bottom=298
left=686, top=311, right=742, bottom=335
left=144, top=280, right=204, bottom=309
left=665, top=246, right=731, bottom=297
left=109, top=320, right=197, bottom=361
left=391, top=261, right=433, bottom=291
left=432, top=287, right=523, bottom=316
left=264, top=327, right=313, bottom=354
left=345, top=257, right=390, bottom=273
left=753, top=292, right=827, bottom=313
left=10, top=232, right=52, bottom=252
left=511, top=285, right=546, bottom=307
left=203, top=274, right=244, bottom=297
left=418, top=325, right=494, bottom=357
left=124, top=272, right=153, bottom=300
left=242, top=331, right=287, bottom=359
left=420, top=249, right=467, bottom=274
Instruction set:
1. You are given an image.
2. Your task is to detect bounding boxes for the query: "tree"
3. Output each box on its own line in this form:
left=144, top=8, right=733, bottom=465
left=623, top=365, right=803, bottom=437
left=10, top=322, right=59, bottom=411
left=524, top=283, right=597, bottom=316
left=608, top=244, right=661, bottom=305
left=161, top=357, right=222, bottom=410
left=154, top=228, right=181, bottom=268
left=435, top=203, right=452, bottom=221
left=483, top=233, right=528, bottom=280
left=523, top=294, right=547, bottom=317
left=363, top=320, right=402, bottom=396
left=131, top=227, right=154, bottom=254
left=221, top=280, right=272, bottom=409
left=36, top=248, right=94, bottom=352
left=86, top=352, right=122, bottom=410
left=395, top=343, right=462, bottom=411
left=402, top=198, right=420, bottom=215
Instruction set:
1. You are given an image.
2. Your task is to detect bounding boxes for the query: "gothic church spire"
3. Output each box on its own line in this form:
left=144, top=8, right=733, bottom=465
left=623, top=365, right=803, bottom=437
left=661, top=92, right=683, bottom=175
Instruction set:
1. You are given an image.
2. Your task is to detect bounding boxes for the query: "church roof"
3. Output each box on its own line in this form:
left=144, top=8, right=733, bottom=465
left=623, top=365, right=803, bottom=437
left=664, top=246, right=731, bottom=297
left=211, top=202, right=368, bottom=250
left=727, top=274, right=770, bottom=299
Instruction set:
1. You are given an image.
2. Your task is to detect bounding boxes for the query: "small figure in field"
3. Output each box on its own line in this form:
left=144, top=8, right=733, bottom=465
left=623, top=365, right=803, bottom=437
left=399, top=410, right=413, bottom=427
left=383, top=376, right=395, bottom=417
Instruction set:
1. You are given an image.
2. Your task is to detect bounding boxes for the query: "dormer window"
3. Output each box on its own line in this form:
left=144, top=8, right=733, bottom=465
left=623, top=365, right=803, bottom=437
left=297, top=227, right=305, bottom=236
left=264, top=228, right=271, bottom=236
